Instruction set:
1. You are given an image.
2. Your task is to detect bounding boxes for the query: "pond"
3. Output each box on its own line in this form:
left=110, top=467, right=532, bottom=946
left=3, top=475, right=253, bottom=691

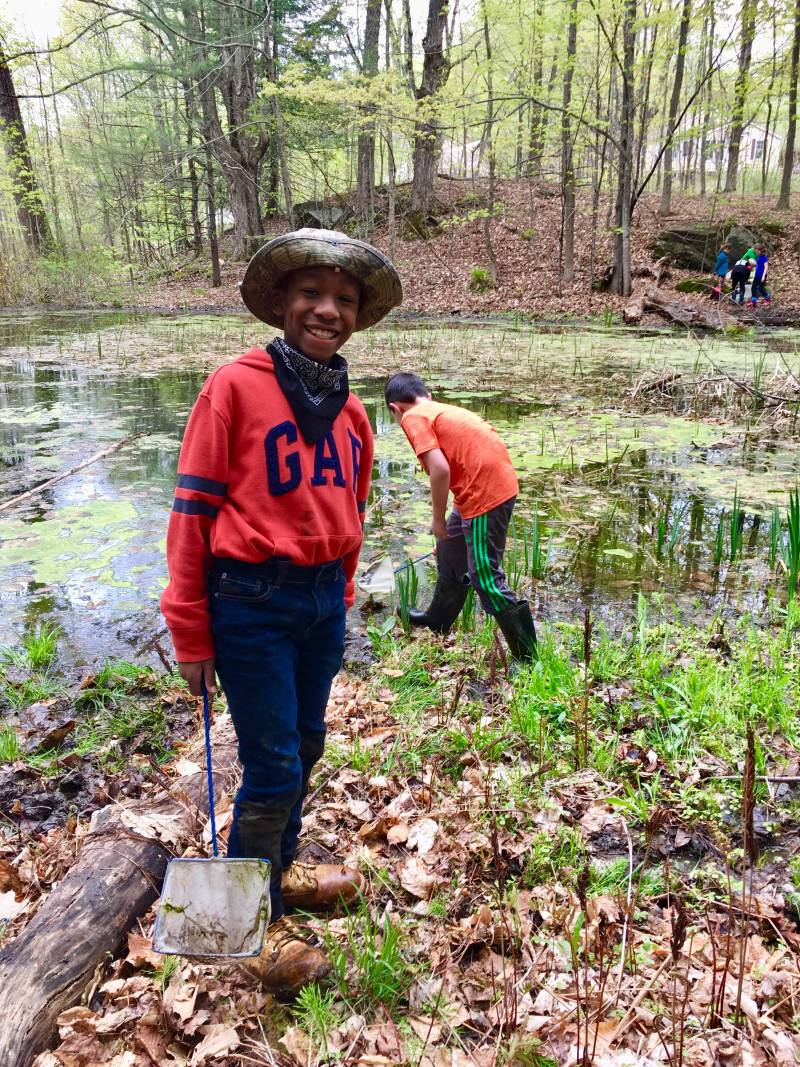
left=1, top=310, right=799, bottom=665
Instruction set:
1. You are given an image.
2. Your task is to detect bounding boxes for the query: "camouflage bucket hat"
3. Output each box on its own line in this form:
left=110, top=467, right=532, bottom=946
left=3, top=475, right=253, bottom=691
left=240, top=228, right=403, bottom=331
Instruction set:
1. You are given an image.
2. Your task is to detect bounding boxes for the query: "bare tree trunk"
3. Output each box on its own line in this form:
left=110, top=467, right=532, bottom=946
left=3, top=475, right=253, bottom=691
left=659, top=0, right=692, bottom=216
left=560, top=0, right=579, bottom=286
left=481, top=0, right=499, bottom=285
left=0, top=44, right=52, bottom=252
left=761, top=11, right=778, bottom=196
left=205, top=146, right=221, bottom=287
left=31, top=53, right=64, bottom=252
left=610, top=0, right=636, bottom=296
left=633, top=0, right=661, bottom=192
left=527, top=0, right=545, bottom=177
left=410, top=0, right=452, bottom=213
left=184, top=83, right=203, bottom=254
left=777, top=0, right=800, bottom=208
left=384, top=0, right=397, bottom=259
left=699, top=6, right=714, bottom=198
left=356, top=0, right=381, bottom=233
left=724, top=0, right=756, bottom=193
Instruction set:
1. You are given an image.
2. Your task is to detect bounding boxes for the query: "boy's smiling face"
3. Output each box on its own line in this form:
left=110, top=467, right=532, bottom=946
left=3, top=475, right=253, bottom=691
left=274, top=266, right=360, bottom=363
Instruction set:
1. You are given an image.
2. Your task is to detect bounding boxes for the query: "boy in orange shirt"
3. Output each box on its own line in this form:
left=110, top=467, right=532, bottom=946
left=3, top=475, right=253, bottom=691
left=385, top=372, right=536, bottom=662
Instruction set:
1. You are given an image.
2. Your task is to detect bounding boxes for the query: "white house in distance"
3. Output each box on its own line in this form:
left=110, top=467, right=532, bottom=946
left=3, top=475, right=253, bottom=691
left=644, top=122, right=787, bottom=177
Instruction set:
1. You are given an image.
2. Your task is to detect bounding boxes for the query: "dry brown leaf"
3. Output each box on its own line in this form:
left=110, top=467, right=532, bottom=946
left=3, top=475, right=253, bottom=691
left=134, top=1024, right=170, bottom=1063
left=397, top=856, right=440, bottom=899
left=188, top=1024, right=239, bottom=1065
left=279, top=1025, right=313, bottom=1061
left=387, top=821, right=410, bottom=844
left=760, top=1029, right=799, bottom=1066
left=120, top=809, right=187, bottom=848
left=407, top=1016, right=442, bottom=1042
left=347, top=798, right=374, bottom=822
left=0, top=856, right=24, bottom=895
left=162, top=968, right=198, bottom=1024
left=172, top=758, right=202, bottom=777
left=126, top=932, right=162, bottom=969
left=0, top=888, right=27, bottom=922
left=407, top=818, right=438, bottom=855
left=107, top=1053, right=139, bottom=1067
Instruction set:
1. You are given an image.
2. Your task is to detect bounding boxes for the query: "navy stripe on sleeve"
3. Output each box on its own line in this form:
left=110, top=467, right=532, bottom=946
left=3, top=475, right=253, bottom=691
left=172, top=497, right=219, bottom=518
left=176, top=473, right=227, bottom=496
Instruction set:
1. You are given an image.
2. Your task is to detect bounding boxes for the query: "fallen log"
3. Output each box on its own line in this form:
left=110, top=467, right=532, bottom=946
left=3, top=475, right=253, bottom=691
left=0, top=717, right=239, bottom=1067
left=0, top=433, right=142, bottom=514
left=623, top=283, right=732, bottom=330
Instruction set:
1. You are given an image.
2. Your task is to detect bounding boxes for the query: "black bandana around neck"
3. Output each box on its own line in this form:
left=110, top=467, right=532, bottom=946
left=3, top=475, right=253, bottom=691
left=267, top=336, right=350, bottom=445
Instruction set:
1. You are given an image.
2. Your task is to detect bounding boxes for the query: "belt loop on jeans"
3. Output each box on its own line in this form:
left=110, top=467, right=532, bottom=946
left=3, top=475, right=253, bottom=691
left=275, top=559, right=290, bottom=587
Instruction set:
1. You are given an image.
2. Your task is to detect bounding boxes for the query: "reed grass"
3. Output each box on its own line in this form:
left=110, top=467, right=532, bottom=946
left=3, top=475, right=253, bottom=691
left=396, top=563, right=419, bottom=633
left=783, top=487, right=800, bottom=602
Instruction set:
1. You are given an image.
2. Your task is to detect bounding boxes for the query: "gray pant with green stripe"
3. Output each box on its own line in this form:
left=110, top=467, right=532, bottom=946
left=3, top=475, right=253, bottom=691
left=437, top=496, right=518, bottom=616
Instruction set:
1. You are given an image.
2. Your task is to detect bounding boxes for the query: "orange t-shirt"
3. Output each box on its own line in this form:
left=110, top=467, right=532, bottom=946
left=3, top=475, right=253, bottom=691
left=400, top=399, right=519, bottom=520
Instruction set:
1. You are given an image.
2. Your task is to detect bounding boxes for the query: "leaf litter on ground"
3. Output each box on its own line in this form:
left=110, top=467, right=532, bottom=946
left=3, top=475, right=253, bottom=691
left=4, top=608, right=800, bottom=1066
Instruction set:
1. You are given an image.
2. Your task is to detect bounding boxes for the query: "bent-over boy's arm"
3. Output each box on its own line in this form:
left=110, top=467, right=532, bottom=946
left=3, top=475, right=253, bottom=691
left=420, top=447, right=451, bottom=540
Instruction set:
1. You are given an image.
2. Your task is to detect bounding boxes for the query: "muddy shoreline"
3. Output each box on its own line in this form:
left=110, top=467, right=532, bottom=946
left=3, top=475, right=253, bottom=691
left=4, top=302, right=800, bottom=331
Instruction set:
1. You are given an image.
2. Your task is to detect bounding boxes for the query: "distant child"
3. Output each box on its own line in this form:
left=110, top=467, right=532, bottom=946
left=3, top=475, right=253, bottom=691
left=384, top=372, right=536, bottom=662
left=712, top=243, right=732, bottom=300
left=750, top=245, right=772, bottom=307
left=161, top=229, right=402, bottom=993
left=730, top=255, right=755, bottom=306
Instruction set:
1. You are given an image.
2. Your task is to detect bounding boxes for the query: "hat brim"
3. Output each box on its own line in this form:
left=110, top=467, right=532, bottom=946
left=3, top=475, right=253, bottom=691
left=239, top=229, right=403, bottom=331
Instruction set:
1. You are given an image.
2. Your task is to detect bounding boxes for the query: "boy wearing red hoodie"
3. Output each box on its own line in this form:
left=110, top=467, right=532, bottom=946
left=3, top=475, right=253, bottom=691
left=161, top=229, right=402, bottom=993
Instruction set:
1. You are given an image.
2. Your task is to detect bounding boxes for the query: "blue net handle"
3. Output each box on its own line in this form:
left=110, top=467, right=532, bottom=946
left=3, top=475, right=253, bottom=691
left=201, top=679, right=218, bottom=858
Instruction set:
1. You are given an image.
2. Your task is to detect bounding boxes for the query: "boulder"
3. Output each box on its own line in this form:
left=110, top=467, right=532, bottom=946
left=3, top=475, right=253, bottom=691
left=649, top=221, right=767, bottom=271
left=294, top=200, right=351, bottom=230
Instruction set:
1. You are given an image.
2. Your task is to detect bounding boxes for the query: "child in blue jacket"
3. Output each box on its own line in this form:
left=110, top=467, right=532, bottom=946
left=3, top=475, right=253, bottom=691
left=750, top=246, right=772, bottom=307
left=712, top=244, right=732, bottom=300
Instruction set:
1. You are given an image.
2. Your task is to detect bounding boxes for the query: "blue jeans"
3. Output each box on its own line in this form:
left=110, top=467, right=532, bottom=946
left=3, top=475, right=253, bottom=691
left=209, top=556, right=346, bottom=920
left=751, top=278, right=771, bottom=302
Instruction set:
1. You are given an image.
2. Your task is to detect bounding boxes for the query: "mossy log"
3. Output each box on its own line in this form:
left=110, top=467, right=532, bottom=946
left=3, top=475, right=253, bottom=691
left=0, top=719, right=239, bottom=1067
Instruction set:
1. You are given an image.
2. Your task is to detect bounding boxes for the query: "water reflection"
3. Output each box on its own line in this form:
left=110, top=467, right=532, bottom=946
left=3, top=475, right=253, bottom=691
left=0, top=311, right=797, bottom=663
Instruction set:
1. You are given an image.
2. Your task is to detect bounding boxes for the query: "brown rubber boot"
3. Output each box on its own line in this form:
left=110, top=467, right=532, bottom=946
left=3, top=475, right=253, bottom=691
left=241, top=916, right=330, bottom=995
left=281, top=861, right=364, bottom=910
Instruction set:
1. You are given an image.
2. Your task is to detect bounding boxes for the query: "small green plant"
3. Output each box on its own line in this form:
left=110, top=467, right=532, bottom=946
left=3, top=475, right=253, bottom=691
left=459, top=584, right=476, bottom=633
left=325, top=906, right=413, bottom=1013
left=603, top=305, right=614, bottom=328
left=782, top=486, right=800, bottom=602
left=367, top=614, right=396, bottom=652
left=521, top=228, right=536, bottom=241
left=714, top=510, right=726, bottom=568
left=469, top=266, right=493, bottom=293
left=294, top=982, right=341, bottom=1055
left=0, top=725, right=22, bottom=763
left=770, top=505, right=784, bottom=571
left=525, top=507, right=551, bottom=579
left=396, top=563, right=419, bottom=633
left=1, top=622, right=59, bottom=672
left=23, top=623, right=59, bottom=670
left=728, top=487, right=745, bottom=562
left=154, top=954, right=179, bottom=991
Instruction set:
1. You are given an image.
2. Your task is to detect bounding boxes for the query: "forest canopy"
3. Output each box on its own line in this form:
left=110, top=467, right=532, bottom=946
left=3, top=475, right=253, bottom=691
left=0, top=0, right=798, bottom=302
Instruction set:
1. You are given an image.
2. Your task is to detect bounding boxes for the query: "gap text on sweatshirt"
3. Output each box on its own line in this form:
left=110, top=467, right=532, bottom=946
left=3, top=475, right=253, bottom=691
left=161, top=348, right=374, bottom=661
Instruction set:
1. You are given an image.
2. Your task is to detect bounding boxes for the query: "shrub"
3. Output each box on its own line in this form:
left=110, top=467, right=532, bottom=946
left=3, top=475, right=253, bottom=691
left=469, top=266, right=493, bottom=293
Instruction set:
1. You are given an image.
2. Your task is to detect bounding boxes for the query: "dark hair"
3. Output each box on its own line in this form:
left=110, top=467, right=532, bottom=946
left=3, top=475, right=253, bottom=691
left=755, top=244, right=768, bottom=254
left=385, top=372, right=429, bottom=406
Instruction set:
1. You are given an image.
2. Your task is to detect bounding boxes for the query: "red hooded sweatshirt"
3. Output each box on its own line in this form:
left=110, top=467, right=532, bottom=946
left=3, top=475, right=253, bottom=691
left=161, top=347, right=374, bottom=661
